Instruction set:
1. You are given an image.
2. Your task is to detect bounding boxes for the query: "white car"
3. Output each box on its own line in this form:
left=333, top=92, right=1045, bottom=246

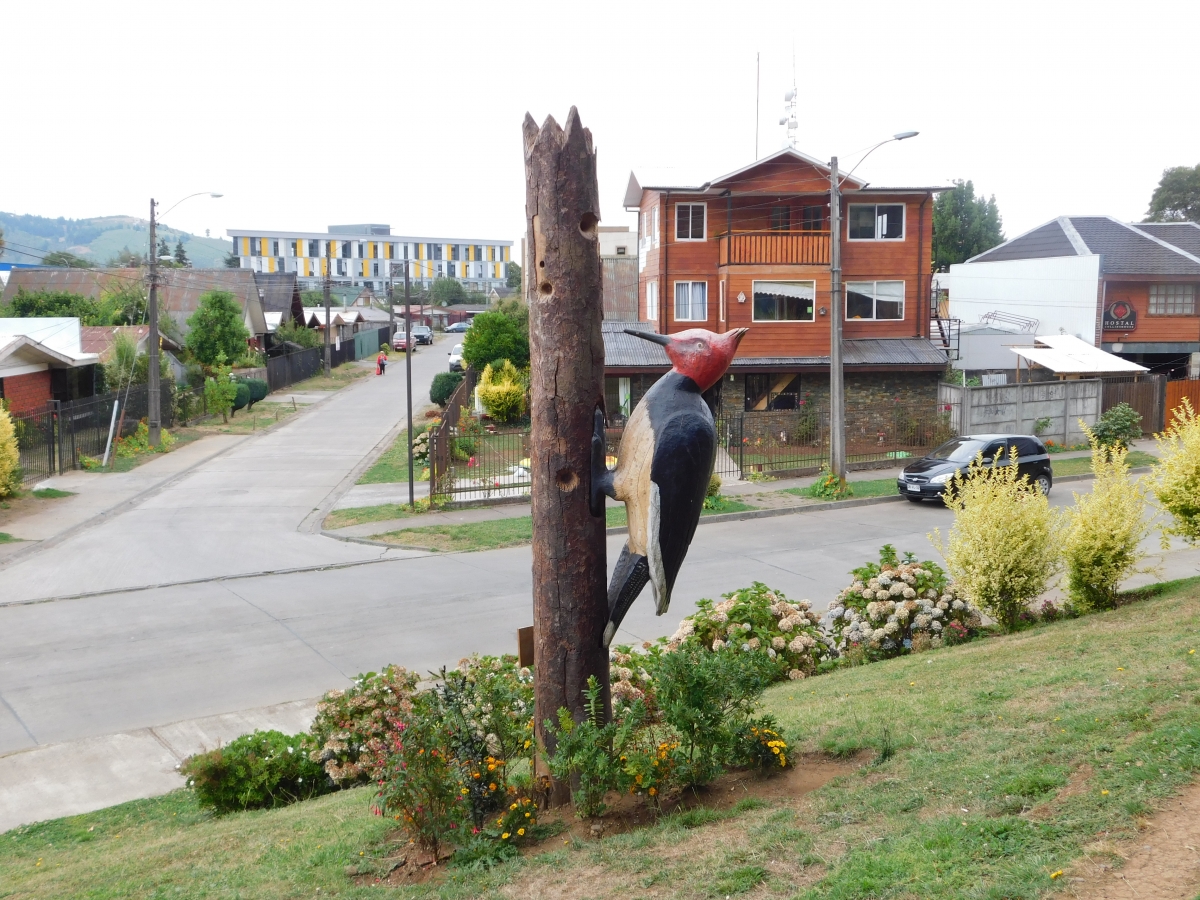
left=448, top=344, right=464, bottom=372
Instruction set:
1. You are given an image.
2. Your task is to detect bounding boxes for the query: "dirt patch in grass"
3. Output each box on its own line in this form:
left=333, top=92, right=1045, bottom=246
left=0, top=487, right=75, bottom=530
left=1069, top=779, right=1200, bottom=899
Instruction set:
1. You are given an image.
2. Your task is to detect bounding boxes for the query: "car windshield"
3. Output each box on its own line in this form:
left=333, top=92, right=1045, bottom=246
left=928, top=437, right=989, bottom=462
left=452, top=344, right=463, bottom=354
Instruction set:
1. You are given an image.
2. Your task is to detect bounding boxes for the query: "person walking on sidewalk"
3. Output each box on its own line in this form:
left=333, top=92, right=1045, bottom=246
left=377, top=347, right=388, bottom=376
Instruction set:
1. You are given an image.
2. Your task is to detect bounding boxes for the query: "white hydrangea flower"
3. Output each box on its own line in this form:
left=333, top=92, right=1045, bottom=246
left=712, top=639, right=725, bottom=651
left=772, top=636, right=786, bottom=650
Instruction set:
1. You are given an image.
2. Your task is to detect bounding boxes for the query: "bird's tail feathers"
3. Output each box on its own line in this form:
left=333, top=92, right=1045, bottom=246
left=603, top=544, right=650, bottom=647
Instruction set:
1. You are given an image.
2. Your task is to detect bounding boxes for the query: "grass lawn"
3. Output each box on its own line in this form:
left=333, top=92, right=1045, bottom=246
left=1052, top=449, right=1158, bottom=477
left=5, top=579, right=1197, bottom=898
left=325, top=502, right=420, bottom=530
left=30, top=488, right=74, bottom=499
left=0, top=531, right=18, bottom=543
left=371, top=500, right=756, bottom=551
left=0, top=486, right=76, bottom=532
left=289, top=363, right=374, bottom=392
left=781, top=476, right=899, bottom=502
left=358, top=426, right=433, bottom=485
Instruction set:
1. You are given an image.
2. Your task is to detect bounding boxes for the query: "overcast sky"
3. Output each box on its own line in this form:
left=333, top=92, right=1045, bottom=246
left=3, top=1, right=1196, bottom=252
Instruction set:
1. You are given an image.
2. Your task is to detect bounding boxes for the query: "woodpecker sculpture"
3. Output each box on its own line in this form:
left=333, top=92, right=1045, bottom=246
left=592, top=326, right=749, bottom=646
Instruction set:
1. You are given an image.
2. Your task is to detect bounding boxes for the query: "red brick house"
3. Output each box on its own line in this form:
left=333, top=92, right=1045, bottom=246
left=610, top=148, right=949, bottom=418
left=0, top=319, right=100, bottom=414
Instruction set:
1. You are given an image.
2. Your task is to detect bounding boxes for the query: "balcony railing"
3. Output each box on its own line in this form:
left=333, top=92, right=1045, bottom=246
left=718, top=230, right=831, bottom=266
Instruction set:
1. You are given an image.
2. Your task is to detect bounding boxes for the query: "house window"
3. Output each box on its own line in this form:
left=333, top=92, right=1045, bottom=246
left=373, top=262, right=380, bottom=277
left=745, top=374, right=802, bottom=411
left=272, top=240, right=279, bottom=256
left=432, top=244, right=442, bottom=260
left=674, top=281, right=707, bottom=321
left=308, top=240, right=319, bottom=257
left=845, top=280, right=904, bottom=320
left=676, top=203, right=706, bottom=241
left=1149, top=284, right=1195, bottom=315
left=770, top=206, right=791, bottom=231
left=753, top=281, right=816, bottom=322
left=653, top=206, right=660, bottom=247
left=800, top=206, right=824, bottom=231
left=616, top=246, right=627, bottom=255
left=847, top=203, right=905, bottom=240
left=646, top=281, right=658, bottom=321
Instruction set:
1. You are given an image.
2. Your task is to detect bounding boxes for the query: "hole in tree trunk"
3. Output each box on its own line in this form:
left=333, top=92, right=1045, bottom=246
left=579, top=213, right=598, bottom=239
left=556, top=468, right=578, bottom=492
left=539, top=281, right=553, bottom=296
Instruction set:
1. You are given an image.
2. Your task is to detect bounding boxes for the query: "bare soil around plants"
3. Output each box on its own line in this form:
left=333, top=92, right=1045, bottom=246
left=1068, top=780, right=1200, bottom=900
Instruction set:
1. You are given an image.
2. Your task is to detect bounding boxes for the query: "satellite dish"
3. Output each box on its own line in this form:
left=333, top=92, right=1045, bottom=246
left=784, top=89, right=795, bottom=101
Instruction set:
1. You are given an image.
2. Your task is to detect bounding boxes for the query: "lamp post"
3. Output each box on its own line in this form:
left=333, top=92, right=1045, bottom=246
left=828, top=132, right=918, bottom=482
left=147, top=191, right=223, bottom=447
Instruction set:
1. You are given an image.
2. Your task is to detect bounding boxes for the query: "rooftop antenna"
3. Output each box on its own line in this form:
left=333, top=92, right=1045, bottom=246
left=778, top=49, right=797, bottom=149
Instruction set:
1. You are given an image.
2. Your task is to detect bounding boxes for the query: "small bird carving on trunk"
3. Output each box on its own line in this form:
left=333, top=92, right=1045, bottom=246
left=592, top=326, right=749, bottom=646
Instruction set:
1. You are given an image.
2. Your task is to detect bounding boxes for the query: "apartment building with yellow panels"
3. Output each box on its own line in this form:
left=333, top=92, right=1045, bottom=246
left=227, top=224, right=512, bottom=294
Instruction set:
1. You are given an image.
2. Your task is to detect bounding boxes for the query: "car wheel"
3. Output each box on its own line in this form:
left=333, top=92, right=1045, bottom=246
left=906, top=495, right=923, bottom=503
left=1035, top=473, right=1051, bottom=496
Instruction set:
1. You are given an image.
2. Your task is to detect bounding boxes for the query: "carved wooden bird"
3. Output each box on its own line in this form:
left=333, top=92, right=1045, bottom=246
left=592, top=326, right=749, bottom=646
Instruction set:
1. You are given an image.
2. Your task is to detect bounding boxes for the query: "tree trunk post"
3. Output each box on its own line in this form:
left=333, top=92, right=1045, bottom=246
left=524, top=108, right=608, bottom=805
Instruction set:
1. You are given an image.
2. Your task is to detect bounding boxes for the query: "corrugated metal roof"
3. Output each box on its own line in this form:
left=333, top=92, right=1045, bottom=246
left=1012, top=334, right=1147, bottom=374
left=970, top=220, right=1077, bottom=263
left=602, top=324, right=947, bottom=371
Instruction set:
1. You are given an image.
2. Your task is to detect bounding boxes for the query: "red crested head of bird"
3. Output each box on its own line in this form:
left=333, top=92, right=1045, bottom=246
left=627, top=327, right=748, bottom=392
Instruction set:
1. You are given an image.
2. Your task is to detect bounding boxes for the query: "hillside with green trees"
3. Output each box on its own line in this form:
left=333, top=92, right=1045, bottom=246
left=0, top=212, right=230, bottom=268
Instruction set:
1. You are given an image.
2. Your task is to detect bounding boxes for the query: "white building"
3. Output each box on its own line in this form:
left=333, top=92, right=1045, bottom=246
left=227, top=224, right=513, bottom=295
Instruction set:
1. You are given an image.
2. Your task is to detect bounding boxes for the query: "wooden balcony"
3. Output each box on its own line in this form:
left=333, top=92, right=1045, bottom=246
left=718, top=230, right=830, bottom=267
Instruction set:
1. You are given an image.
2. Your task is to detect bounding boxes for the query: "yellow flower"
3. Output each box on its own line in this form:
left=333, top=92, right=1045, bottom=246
left=511, top=802, right=518, bottom=810
left=1101, top=789, right=1109, bottom=795
left=461, top=788, right=469, bottom=795
left=502, top=833, right=510, bottom=840
left=517, top=828, right=525, bottom=836
left=909, top=682, right=915, bottom=686
left=488, top=763, right=496, bottom=771
left=524, top=739, right=532, bottom=748
left=648, top=787, right=657, bottom=796
left=525, top=812, right=531, bottom=818
left=1050, top=870, right=1063, bottom=879
left=489, top=783, right=497, bottom=791
left=1117, top=667, right=1125, bottom=671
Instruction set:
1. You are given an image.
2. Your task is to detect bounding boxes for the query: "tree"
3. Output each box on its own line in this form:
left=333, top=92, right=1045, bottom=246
left=506, top=261, right=522, bottom=289
left=185, top=290, right=250, bottom=366
left=157, top=237, right=170, bottom=259
left=932, top=180, right=1005, bottom=270
left=98, top=283, right=148, bottom=326
left=431, top=277, right=467, bottom=307
left=492, top=294, right=529, bottom=335
left=41, top=251, right=94, bottom=268
left=107, top=247, right=147, bottom=267
left=1144, top=164, right=1200, bottom=223
left=223, top=250, right=241, bottom=268
left=0, top=403, right=19, bottom=498
left=461, top=309, right=530, bottom=370
left=174, top=240, right=190, bottom=267
left=300, top=290, right=325, bottom=308
left=0, top=225, right=5, bottom=260
left=1, top=288, right=102, bottom=322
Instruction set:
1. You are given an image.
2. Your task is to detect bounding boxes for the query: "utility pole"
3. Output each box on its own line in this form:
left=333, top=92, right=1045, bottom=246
left=323, top=242, right=331, bottom=376
left=147, top=198, right=162, bottom=447
left=829, top=157, right=846, bottom=482
left=404, top=265, right=415, bottom=510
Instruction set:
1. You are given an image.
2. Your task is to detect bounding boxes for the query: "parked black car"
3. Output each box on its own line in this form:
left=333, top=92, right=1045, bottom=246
left=411, top=324, right=434, bottom=344
left=445, top=321, right=471, bottom=334
left=898, top=434, right=1053, bottom=502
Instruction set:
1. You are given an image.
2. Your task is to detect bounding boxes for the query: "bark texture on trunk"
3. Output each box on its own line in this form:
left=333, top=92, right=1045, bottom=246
left=523, top=108, right=608, bottom=804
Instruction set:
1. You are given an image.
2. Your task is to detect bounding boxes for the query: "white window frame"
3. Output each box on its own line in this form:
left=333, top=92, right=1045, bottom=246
left=652, top=206, right=660, bottom=248
left=751, top=280, right=817, bottom=323
left=846, top=203, right=906, bottom=242
left=675, top=202, right=706, bottom=241
left=645, top=280, right=658, bottom=322
left=719, top=280, right=726, bottom=323
left=1149, top=284, right=1195, bottom=315
left=844, top=280, right=906, bottom=321
left=674, top=280, right=708, bottom=322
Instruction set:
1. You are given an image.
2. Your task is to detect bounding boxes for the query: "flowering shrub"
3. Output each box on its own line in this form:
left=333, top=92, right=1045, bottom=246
left=932, top=453, right=1063, bottom=632
left=309, top=665, right=419, bottom=784
left=1062, top=430, right=1154, bottom=611
left=618, top=737, right=679, bottom=808
left=808, top=467, right=851, bottom=500
left=411, top=428, right=430, bottom=465
left=1152, top=398, right=1200, bottom=544
left=667, top=582, right=826, bottom=679
left=372, top=700, right=465, bottom=861
left=823, top=545, right=982, bottom=658
left=114, top=420, right=175, bottom=457
left=477, top=361, right=526, bottom=424
left=0, top=404, right=19, bottom=497
left=544, top=676, right=629, bottom=818
left=488, top=796, right=539, bottom=845
left=735, top=718, right=790, bottom=772
left=181, top=730, right=330, bottom=814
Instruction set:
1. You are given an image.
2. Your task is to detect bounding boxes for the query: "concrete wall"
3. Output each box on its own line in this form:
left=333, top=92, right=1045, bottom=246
left=939, top=379, right=1100, bottom=445
left=945, top=255, right=1101, bottom=344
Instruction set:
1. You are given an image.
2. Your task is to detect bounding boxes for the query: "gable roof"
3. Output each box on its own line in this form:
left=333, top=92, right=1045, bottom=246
left=79, top=325, right=181, bottom=361
left=253, top=272, right=304, bottom=326
left=967, top=216, right=1200, bottom=276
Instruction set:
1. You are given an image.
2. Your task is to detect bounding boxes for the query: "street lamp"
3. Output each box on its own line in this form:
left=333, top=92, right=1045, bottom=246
left=147, top=191, right=224, bottom=447
left=829, top=132, right=918, bottom=482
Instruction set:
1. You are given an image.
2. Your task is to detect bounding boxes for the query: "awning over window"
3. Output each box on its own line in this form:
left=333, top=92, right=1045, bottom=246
left=755, top=281, right=815, bottom=300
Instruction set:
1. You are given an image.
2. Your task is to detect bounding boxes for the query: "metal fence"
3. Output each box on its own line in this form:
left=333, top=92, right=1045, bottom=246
left=266, top=347, right=323, bottom=392
left=8, top=385, right=179, bottom=486
left=424, top=394, right=957, bottom=505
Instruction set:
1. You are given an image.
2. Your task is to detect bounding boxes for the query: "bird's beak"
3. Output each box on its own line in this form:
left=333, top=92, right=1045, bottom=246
left=729, top=327, right=749, bottom=346
left=626, top=329, right=671, bottom=346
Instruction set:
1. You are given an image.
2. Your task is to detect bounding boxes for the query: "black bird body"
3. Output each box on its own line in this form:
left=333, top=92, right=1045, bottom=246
left=593, top=327, right=746, bottom=646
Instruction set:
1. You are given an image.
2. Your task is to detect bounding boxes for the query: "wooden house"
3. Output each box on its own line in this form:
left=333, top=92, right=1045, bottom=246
left=614, top=148, right=950, bottom=417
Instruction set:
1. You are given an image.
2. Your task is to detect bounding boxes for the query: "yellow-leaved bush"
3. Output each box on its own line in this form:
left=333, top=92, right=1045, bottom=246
left=478, top=360, right=527, bottom=424
left=1151, top=398, right=1200, bottom=544
left=1061, top=426, right=1154, bottom=611
left=931, top=450, right=1062, bottom=632
left=0, top=403, right=20, bottom=497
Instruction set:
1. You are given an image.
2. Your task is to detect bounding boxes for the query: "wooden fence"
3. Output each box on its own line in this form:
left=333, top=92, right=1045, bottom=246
left=1166, top=378, right=1200, bottom=429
